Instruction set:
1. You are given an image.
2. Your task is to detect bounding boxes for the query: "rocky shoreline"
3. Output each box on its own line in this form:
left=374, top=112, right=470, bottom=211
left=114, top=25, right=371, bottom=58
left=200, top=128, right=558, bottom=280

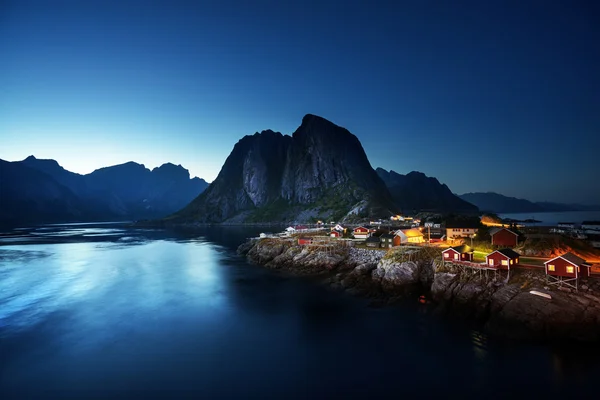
left=238, top=237, right=600, bottom=343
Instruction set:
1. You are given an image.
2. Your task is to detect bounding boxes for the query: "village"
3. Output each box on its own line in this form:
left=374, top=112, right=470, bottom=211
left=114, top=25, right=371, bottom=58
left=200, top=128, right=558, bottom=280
left=257, top=215, right=600, bottom=292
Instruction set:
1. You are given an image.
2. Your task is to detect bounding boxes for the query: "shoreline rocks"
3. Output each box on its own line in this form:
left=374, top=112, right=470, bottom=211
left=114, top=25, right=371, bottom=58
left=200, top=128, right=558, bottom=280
left=238, top=237, right=600, bottom=343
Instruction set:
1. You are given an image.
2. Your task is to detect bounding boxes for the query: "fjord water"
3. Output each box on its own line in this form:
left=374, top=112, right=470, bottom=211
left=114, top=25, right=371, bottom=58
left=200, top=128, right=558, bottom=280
left=498, top=210, right=600, bottom=226
left=1, top=224, right=598, bottom=399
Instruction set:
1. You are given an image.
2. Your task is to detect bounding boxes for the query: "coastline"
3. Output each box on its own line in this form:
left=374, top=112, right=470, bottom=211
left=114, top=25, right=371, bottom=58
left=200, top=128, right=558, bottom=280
left=238, top=237, right=600, bottom=343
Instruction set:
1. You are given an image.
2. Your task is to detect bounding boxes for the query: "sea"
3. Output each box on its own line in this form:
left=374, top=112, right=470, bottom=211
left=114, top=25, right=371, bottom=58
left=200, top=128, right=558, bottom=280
left=498, top=211, right=600, bottom=226
left=1, top=222, right=599, bottom=399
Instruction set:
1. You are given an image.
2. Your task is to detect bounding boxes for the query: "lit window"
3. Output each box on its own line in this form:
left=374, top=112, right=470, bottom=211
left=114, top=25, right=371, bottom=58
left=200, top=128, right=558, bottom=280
left=444, top=253, right=449, bottom=258
left=454, top=254, right=459, bottom=260
left=510, top=259, right=513, bottom=265
left=488, top=259, right=494, bottom=266
left=501, top=260, right=508, bottom=266
left=548, top=265, right=555, bottom=271
left=566, top=266, right=574, bottom=274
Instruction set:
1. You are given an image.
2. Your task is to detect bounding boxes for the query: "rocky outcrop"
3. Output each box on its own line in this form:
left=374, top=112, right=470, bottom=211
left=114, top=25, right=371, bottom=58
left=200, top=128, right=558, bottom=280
left=243, top=238, right=351, bottom=275
left=239, top=236, right=600, bottom=343
left=431, top=265, right=600, bottom=342
left=239, top=238, right=436, bottom=299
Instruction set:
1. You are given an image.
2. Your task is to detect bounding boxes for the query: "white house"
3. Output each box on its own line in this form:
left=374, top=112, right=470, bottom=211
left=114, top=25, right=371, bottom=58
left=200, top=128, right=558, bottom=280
left=446, top=226, right=478, bottom=241
left=333, top=224, right=344, bottom=232
left=285, top=226, right=296, bottom=233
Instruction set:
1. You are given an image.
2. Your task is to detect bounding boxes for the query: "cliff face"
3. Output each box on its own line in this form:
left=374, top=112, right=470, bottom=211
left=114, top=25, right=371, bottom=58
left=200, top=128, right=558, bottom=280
left=376, top=168, right=478, bottom=213
left=173, top=115, right=398, bottom=223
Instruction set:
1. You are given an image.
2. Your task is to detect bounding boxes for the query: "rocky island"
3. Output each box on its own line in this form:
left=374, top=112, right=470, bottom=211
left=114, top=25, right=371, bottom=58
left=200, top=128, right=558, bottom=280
left=238, top=237, right=600, bottom=343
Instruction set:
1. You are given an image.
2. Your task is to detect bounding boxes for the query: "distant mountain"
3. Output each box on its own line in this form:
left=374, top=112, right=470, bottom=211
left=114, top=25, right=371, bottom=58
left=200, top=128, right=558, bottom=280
left=0, top=159, right=86, bottom=226
left=459, top=192, right=600, bottom=214
left=376, top=168, right=478, bottom=213
left=0, top=156, right=208, bottom=226
left=169, top=114, right=399, bottom=224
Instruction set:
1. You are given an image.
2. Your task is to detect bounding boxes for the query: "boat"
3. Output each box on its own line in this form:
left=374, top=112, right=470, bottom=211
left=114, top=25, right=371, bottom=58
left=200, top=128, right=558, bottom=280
left=529, top=290, right=552, bottom=300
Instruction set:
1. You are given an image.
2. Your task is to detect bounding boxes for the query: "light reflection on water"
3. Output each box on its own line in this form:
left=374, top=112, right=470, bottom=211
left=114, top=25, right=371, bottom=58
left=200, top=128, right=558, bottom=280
left=0, top=224, right=599, bottom=398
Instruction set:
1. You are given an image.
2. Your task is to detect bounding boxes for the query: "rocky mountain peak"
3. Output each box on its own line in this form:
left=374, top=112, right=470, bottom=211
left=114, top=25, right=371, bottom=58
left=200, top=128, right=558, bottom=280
left=152, top=163, right=190, bottom=181
left=172, top=115, right=397, bottom=223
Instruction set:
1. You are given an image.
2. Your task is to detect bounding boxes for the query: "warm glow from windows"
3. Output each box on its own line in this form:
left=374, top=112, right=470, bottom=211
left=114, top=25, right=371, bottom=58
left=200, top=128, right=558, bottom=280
left=454, top=254, right=459, bottom=260
left=488, top=259, right=494, bottom=266
left=548, top=265, right=555, bottom=271
left=501, top=260, right=508, bottom=266
left=566, top=266, right=574, bottom=274
left=444, top=253, right=449, bottom=258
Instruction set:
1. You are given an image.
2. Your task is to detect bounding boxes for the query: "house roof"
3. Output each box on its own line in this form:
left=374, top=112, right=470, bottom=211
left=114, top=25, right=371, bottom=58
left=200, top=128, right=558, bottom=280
left=353, top=226, right=368, bottom=231
left=397, top=228, right=423, bottom=237
left=366, top=236, right=381, bottom=243
left=443, top=245, right=473, bottom=254
left=545, top=252, right=588, bottom=266
left=488, top=227, right=501, bottom=235
left=380, top=233, right=395, bottom=239
left=488, top=248, right=520, bottom=259
left=489, top=227, right=517, bottom=236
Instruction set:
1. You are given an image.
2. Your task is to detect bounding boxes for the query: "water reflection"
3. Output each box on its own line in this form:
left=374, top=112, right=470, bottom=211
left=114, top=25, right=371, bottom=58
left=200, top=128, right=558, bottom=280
left=1, top=223, right=600, bottom=398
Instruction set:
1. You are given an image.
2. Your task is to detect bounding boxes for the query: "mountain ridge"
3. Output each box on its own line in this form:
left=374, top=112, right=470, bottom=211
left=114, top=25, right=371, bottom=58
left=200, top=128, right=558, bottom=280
left=376, top=168, right=478, bottom=213
left=0, top=156, right=209, bottom=226
left=459, top=192, right=600, bottom=213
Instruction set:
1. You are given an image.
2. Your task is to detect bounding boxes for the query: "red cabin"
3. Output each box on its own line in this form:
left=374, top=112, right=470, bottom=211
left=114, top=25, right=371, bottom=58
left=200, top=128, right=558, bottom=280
left=485, top=248, right=520, bottom=270
left=544, top=253, right=591, bottom=279
left=490, top=228, right=519, bottom=247
left=442, top=245, right=474, bottom=262
left=353, top=226, right=370, bottom=239
left=298, top=237, right=313, bottom=245
left=330, top=231, right=341, bottom=238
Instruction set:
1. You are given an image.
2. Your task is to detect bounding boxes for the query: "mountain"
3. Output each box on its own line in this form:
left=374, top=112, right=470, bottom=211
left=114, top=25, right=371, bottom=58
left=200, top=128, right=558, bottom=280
left=0, top=156, right=208, bottom=226
left=170, top=114, right=398, bottom=223
left=458, top=192, right=600, bottom=213
left=376, top=168, right=478, bottom=213
left=0, top=159, right=87, bottom=226
left=458, top=192, right=543, bottom=213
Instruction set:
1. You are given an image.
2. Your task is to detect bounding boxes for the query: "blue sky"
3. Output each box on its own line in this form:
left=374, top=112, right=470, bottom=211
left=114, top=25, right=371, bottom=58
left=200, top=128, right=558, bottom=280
left=1, top=0, right=599, bottom=204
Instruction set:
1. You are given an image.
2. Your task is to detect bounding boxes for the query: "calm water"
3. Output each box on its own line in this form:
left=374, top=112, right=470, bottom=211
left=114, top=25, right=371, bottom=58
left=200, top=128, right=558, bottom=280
left=499, top=211, right=600, bottom=226
left=1, top=223, right=599, bottom=399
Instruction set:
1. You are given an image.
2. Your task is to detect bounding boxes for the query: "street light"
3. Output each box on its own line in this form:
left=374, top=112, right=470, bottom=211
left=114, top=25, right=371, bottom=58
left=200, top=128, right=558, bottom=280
left=470, top=233, right=476, bottom=247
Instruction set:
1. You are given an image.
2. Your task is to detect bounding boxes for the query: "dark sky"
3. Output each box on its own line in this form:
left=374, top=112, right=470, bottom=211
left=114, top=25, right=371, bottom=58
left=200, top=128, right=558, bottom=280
left=1, top=0, right=599, bottom=204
